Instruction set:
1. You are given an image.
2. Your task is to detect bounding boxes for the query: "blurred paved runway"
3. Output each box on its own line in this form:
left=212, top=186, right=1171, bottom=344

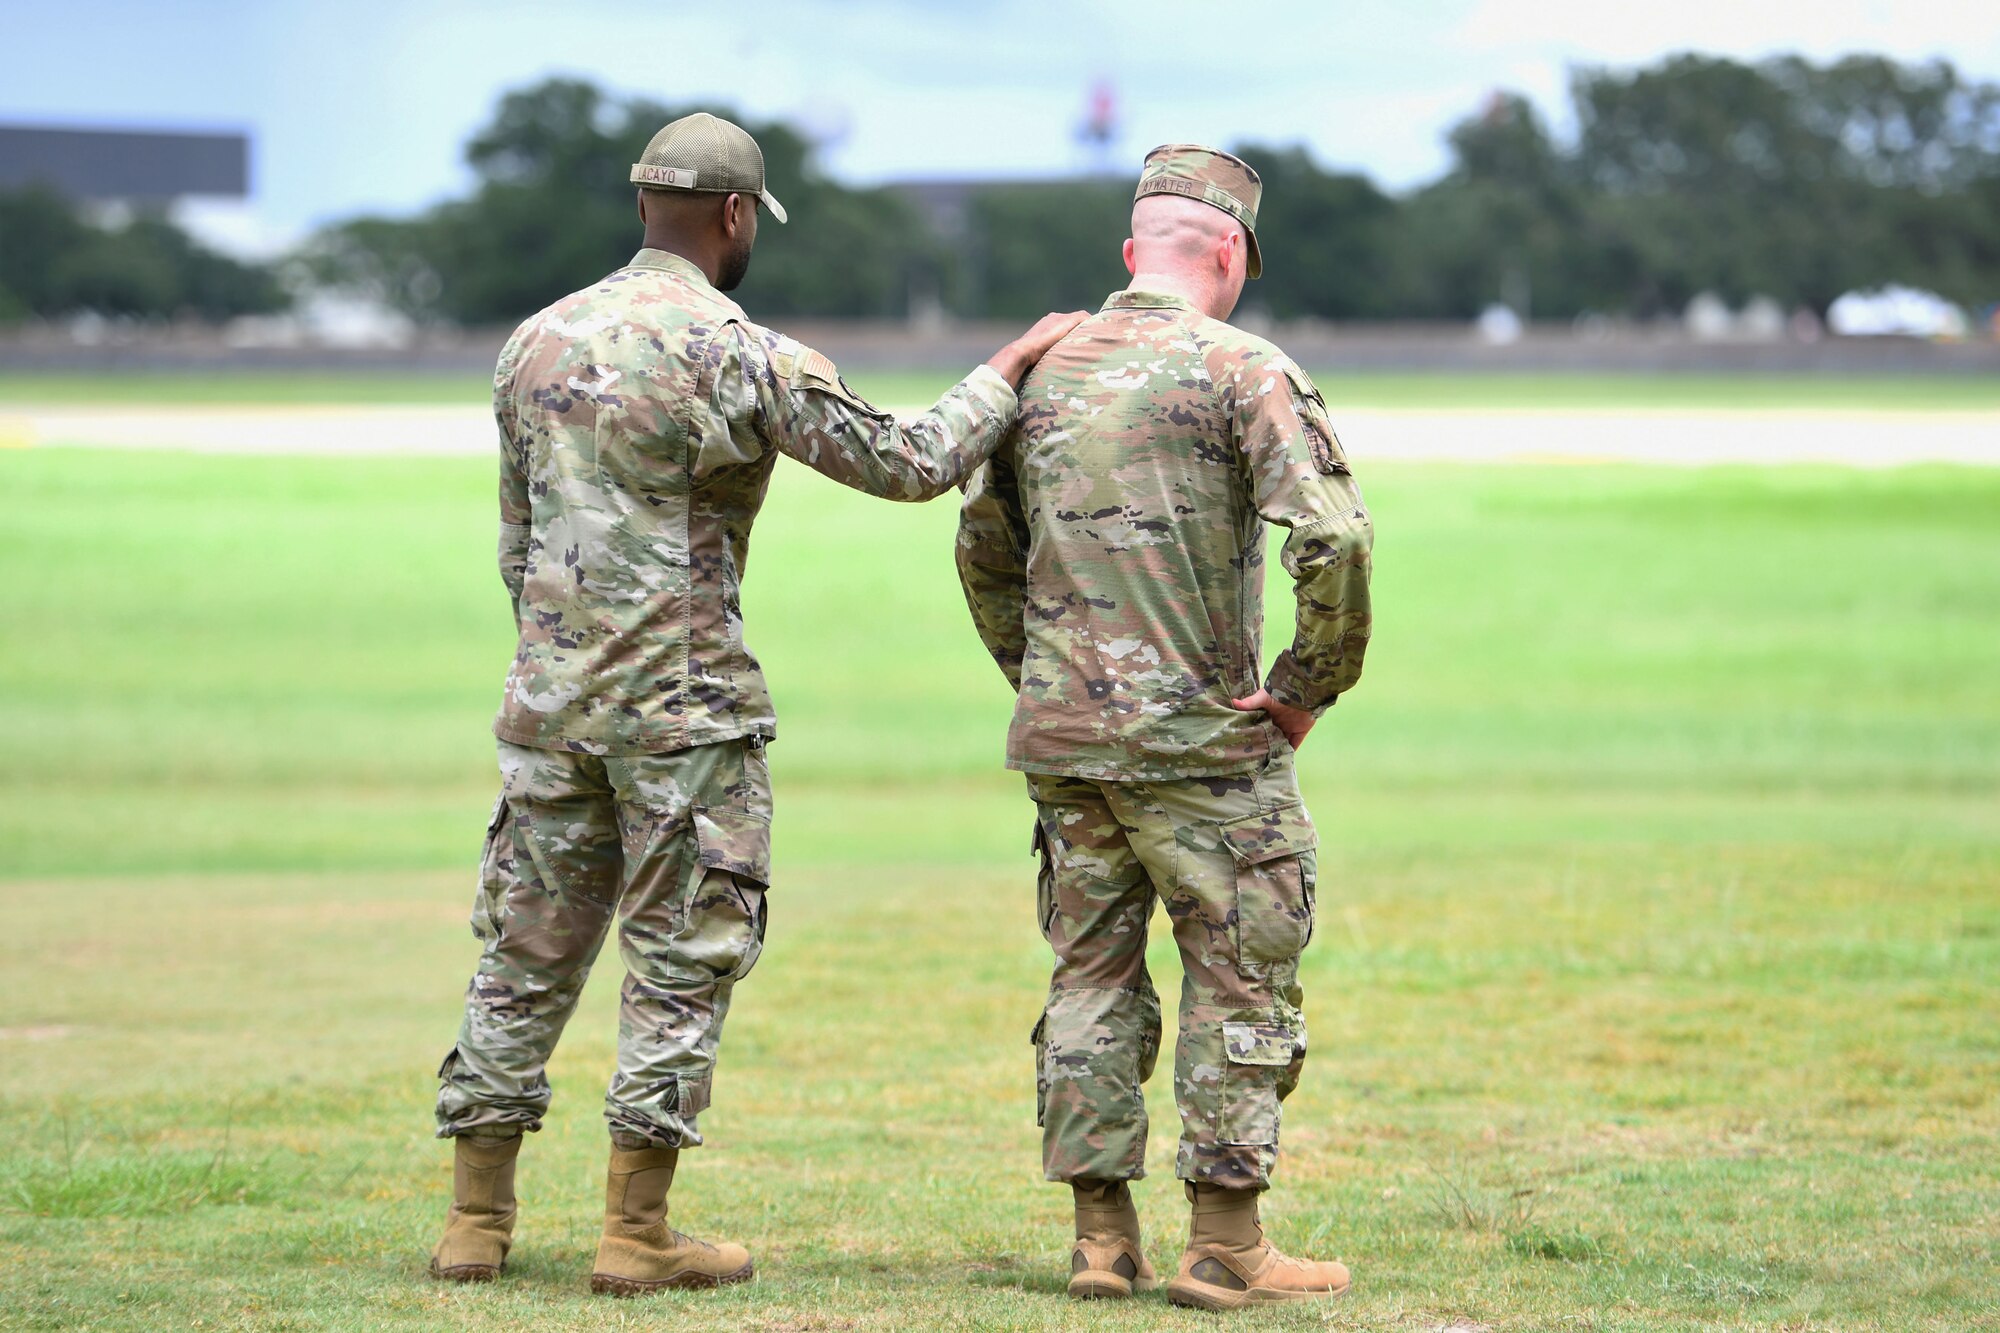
left=6, top=404, right=1998, bottom=466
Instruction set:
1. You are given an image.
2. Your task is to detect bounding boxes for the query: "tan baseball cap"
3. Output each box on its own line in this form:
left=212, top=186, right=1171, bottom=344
left=630, top=112, right=788, bottom=223
left=1134, top=143, right=1262, bottom=278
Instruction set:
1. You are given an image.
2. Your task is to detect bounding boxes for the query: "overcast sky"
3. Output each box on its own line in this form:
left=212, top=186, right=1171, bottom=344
left=5, top=0, right=1997, bottom=254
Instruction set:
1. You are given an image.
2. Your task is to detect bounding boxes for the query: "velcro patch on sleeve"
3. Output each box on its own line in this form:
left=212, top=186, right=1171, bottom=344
left=769, top=334, right=802, bottom=381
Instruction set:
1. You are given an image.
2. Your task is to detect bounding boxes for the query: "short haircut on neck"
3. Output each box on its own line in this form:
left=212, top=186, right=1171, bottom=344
left=1129, top=193, right=1241, bottom=274
left=640, top=188, right=731, bottom=232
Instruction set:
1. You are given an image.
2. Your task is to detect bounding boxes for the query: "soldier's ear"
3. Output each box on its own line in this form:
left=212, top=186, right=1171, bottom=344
left=1122, top=237, right=1137, bottom=276
left=721, top=192, right=746, bottom=239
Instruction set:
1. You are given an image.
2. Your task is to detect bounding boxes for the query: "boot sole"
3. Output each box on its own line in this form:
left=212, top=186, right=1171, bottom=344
left=590, top=1258, right=754, bottom=1296
left=1067, top=1271, right=1161, bottom=1300
left=1165, top=1277, right=1349, bottom=1311
left=429, top=1261, right=502, bottom=1284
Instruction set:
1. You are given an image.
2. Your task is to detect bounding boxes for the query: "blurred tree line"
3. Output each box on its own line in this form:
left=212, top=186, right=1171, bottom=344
left=4, top=52, right=1995, bottom=326
left=297, top=79, right=939, bottom=326
left=977, top=53, right=2000, bottom=321
left=1393, top=54, right=2000, bottom=320
left=0, top=186, right=284, bottom=322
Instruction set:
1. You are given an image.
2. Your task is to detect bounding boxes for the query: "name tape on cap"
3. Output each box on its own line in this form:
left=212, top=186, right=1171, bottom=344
left=632, top=164, right=699, bottom=189
left=1141, top=175, right=1249, bottom=222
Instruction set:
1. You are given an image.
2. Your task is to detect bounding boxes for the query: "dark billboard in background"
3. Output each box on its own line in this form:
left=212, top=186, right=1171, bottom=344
left=0, top=125, right=248, bottom=201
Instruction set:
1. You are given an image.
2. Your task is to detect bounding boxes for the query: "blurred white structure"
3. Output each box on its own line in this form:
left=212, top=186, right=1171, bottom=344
left=1685, top=292, right=1787, bottom=342
left=1475, top=303, right=1523, bottom=344
left=224, top=292, right=414, bottom=350
left=1827, top=286, right=1970, bottom=339
left=1738, top=296, right=1786, bottom=341
left=1684, top=291, right=1733, bottom=341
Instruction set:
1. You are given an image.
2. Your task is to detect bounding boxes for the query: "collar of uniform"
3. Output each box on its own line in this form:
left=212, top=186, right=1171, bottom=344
left=626, top=248, right=746, bottom=316
left=1102, top=288, right=1195, bottom=312
left=627, top=247, right=709, bottom=282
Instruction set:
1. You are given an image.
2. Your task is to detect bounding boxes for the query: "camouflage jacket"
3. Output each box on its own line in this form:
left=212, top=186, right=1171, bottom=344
left=494, top=248, right=1019, bottom=755
left=955, top=289, right=1372, bottom=780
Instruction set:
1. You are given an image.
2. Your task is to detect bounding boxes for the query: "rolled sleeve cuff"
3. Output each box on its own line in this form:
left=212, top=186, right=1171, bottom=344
left=1263, top=652, right=1335, bottom=718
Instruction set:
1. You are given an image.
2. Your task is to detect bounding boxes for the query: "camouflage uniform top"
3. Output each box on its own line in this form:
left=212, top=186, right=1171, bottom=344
left=495, top=248, right=1019, bottom=755
left=955, top=289, right=1372, bottom=781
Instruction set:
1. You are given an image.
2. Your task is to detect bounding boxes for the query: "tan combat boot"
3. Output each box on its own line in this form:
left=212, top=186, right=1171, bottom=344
left=429, top=1131, right=521, bottom=1282
left=1067, top=1178, right=1160, bottom=1299
left=1165, top=1181, right=1351, bottom=1311
left=589, top=1138, right=753, bottom=1295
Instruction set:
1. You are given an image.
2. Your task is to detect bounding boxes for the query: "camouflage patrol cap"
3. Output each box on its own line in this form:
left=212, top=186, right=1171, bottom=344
left=630, top=112, right=788, bottom=223
left=1134, top=143, right=1262, bottom=278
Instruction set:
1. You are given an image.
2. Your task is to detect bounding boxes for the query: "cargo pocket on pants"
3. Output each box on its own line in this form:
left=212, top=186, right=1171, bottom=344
left=678, top=1070, right=713, bottom=1119
left=1030, top=1014, right=1050, bottom=1127
left=1217, top=1018, right=1299, bottom=1146
left=470, top=795, right=512, bottom=944
left=1031, top=821, right=1057, bottom=942
left=692, top=806, right=773, bottom=982
left=1220, top=804, right=1318, bottom=964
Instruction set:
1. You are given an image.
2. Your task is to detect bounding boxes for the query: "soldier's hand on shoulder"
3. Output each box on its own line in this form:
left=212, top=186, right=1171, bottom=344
left=1017, top=310, right=1090, bottom=359
left=986, top=311, right=1090, bottom=386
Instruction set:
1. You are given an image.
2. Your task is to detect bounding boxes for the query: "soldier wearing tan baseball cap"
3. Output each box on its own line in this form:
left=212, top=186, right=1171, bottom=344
left=631, top=111, right=788, bottom=224
left=425, top=97, right=1092, bottom=1303
left=1134, top=143, right=1263, bottom=278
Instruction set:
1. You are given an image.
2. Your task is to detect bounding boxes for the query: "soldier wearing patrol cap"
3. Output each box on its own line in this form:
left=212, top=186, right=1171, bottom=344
left=425, top=109, right=1085, bottom=1296
left=957, top=143, right=1374, bottom=1309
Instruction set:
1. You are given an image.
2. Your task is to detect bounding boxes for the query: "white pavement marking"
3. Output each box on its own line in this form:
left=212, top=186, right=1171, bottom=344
left=5, top=403, right=1998, bottom=466
left=1334, top=408, right=2000, bottom=467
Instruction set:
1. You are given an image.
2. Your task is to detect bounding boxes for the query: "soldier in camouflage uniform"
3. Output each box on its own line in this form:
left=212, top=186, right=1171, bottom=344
left=427, top=112, right=1085, bottom=1295
left=956, top=144, right=1374, bottom=1310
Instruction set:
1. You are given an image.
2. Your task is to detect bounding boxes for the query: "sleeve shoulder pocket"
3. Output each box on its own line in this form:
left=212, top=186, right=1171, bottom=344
left=1281, top=364, right=1350, bottom=477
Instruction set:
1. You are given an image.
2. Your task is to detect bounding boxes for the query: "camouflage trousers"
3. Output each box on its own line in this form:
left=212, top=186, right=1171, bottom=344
left=435, top=736, right=773, bottom=1147
left=1026, top=749, right=1317, bottom=1190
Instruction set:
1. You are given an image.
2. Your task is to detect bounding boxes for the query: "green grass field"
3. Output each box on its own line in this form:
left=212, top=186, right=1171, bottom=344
left=1, top=425, right=1996, bottom=1329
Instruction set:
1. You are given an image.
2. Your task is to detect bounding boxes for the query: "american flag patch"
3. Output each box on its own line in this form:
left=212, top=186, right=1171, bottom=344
left=798, top=348, right=837, bottom=383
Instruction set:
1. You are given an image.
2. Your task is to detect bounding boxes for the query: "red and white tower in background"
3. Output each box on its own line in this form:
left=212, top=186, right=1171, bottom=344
left=1075, top=79, right=1119, bottom=176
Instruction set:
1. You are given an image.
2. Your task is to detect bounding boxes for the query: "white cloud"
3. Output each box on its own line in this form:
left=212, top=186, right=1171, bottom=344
left=1450, top=0, right=2000, bottom=66
left=172, top=199, right=301, bottom=259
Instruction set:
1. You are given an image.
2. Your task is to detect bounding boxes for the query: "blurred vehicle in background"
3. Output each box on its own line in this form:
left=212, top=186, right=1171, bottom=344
left=1828, top=286, right=1973, bottom=339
